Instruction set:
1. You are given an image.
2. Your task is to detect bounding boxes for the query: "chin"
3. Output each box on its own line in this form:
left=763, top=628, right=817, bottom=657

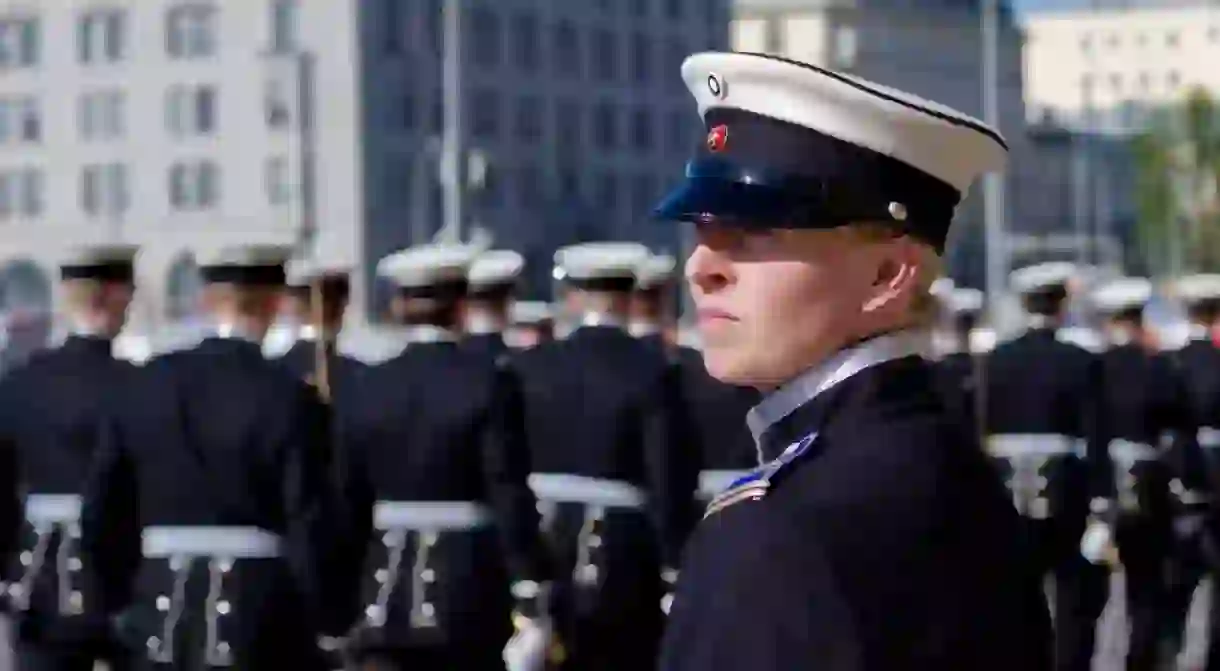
left=701, top=347, right=760, bottom=388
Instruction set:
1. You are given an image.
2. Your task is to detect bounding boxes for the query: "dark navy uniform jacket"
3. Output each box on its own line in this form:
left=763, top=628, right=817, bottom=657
left=512, top=323, right=696, bottom=669
left=672, top=346, right=759, bottom=501
left=335, top=336, right=549, bottom=653
left=981, top=326, right=1106, bottom=557
left=662, top=334, right=1052, bottom=671
left=933, top=350, right=984, bottom=442
left=1169, top=336, right=1220, bottom=497
left=278, top=338, right=367, bottom=396
left=460, top=331, right=510, bottom=362
left=0, top=335, right=136, bottom=644
left=79, top=336, right=334, bottom=669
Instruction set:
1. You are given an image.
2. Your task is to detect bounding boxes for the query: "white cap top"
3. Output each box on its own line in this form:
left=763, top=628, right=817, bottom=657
left=1009, top=262, right=1077, bottom=295
left=554, top=242, right=651, bottom=282
left=929, top=277, right=955, bottom=298
left=1091, top=277, right=1152, bottom=314
left=510, top=300, right=553, bottom=325
left=468, top=249, right=525, bottom=289
left=942, top=287, right=984, bottom=315
left=635, top=254, right=678, bottom=290
left=682, top=52, right=1007, bottom=195
left=1174, top=274, right=1220, bottom=304
left=377, top=243, right=479, bottom=289
left=195, top=243, right=294, bottom=269
left=59, top=243, right=138, bottom=267
left=285, top=256, right=353, bottom=287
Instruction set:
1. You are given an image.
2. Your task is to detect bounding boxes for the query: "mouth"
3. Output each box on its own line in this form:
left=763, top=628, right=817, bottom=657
left=696, top=308, right=738, bottom=327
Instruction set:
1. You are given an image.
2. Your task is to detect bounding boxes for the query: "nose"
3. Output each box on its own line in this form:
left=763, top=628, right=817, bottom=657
left=685, top=239, right=733, bottom=297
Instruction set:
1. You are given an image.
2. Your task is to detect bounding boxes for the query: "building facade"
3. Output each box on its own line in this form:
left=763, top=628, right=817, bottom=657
left=0, top=0, right=728, bottom=334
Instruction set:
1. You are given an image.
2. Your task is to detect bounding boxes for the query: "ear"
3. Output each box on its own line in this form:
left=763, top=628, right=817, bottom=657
left=862, top=239, right=923, bottom=313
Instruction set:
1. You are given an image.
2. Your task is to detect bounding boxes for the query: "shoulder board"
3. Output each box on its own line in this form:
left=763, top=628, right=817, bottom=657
left=704, top=432, right=818, bottom=519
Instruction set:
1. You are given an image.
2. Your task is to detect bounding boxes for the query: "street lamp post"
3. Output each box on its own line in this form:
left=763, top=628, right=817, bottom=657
left=439, top=0, right=464, bottom=243
left=981, top=0, right=1008, bottom=326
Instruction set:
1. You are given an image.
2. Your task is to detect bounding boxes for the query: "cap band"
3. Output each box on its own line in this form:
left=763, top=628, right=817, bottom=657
left=60, top=262, right=134, bottom=283
left=200, top=265, right=286, bottom=286
left=652, top=108, right=963, bottom=251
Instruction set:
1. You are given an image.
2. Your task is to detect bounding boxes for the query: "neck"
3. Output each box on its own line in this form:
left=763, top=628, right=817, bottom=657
left=69, top=313, right=116, bottom=340
left=465, top=311, right=505, bottom=335
left=629, top=320, right=661, bottom=337
left=581, top=311, right=625, bottom=329
left=745, top=329, right=929, bottom=458
left=405, top=323, right=457, bottom=343
left=1027, top=313, right=1059, bottom=330
left=212, top=315, right=269, bottom=343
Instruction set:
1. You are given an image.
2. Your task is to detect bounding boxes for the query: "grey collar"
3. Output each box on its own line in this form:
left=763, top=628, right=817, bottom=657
left=580, top=312, right=625, bottom=329
left=629, top=321, right=661, bottom=338
left=404, top=324, right=458, bottom=344
left=215, top=322, right=264, bottom=345
left=745, top=329, right=930, bottom=462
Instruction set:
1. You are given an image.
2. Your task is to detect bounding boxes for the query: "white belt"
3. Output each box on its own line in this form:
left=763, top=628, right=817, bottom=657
left=987, top=433, right=1085, bottom=459
left=1199, top=427, right=1220, bottom=449
left=24, top=494, right=83, bottom=526
left=528, top=473, right=647, bottom=509
left=697, top=469, right=750, bottom=499
left=372, top=500, right=494, bottom=531
left=141, top=526, right=284, bottom=558
left=1108, top=439, right=1158, bottom=463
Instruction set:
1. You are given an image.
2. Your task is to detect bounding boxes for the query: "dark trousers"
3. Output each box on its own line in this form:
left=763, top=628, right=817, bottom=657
left=1052, top=556, right=1109, bottom=671
left=16, top=643, right=105, bottom=671
left=352, top=646, right=506, bottom=671
left=1115, top=517, right=1172, bottom=671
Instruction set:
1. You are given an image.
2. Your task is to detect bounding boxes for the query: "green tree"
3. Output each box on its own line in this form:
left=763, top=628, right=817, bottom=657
left=1132, top=87, right=1220, bottom=274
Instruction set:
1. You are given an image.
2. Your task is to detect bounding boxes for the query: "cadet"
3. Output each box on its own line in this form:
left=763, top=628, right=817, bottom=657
left=1162, top=273, right=1220, bottom=668
left=1090, top=277, right=1197, bottom=671
left=931, top=282, right=986, bottom=442
left=630, top=253, right=679, bottom=348
left=652, top=52, right=1050, bottom=671
left=0, top=244, right=140, bottom=671
left=262, top=271, right=311, bottom=358
left=510, top=242, right=695, bottom=671
left=79, top=244, right=334, bottom=670
left=334, top=243, right=551, bottom=670
left=505, top=301, right=554, bottom=350
left=276, top=254, right=366, bottom=407
left=462, top=249, right=525, bottom=360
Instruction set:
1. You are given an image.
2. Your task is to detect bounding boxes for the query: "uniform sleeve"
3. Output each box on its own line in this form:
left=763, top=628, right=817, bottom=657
left=328, top=384, right=376, bottom=634
left=80, top=410, right=141, bottom=616
left=480, top=361, right=551, bottom=583
left=0, top=434, right=19, bottom=584
left=279, top=382, right=343, bottom=630
left=1160, top=354, right=1210, bottom=504
left=1081, top=354, right=1115, bottom=505
left=642, top=362, right=698, bottom=569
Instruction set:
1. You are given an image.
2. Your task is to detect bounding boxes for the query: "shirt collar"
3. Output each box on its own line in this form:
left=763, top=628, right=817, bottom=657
left=629, top=321, right=661, bottom=338
left=745, top=329, right=930, bottom=458
left=465, top=313, right=503, bottom=336
left=404, top=324, right=458, bottom=344
left=1190, top=323, right=1211, bottom=341
left=1025, top=314, right=1058, bottom=331
left=580, top=312, right=625, bottom=329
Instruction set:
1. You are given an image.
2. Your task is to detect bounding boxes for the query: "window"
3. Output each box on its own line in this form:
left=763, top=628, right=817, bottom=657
left=513, top=12, right=539, bottom=70
left=399, top=92, right=416, bottom=129
left=270, top=0, right=298, bottom=53
left=78, top=90, right=125, bottom=140
left=1168, top=70, right=1181, bottom=87
left=593, top=102, right=618, bottom=149
left=0, top=168, right=43, bottom=219
left=78, top=9, right=126, bottom=63
left=265, top=78, right=292, bottom=128
left=596, top=170, right=618, bottom=209
left=383, top=0, right=403, bottom=53
left=0, top=97, right=40, bottom=145
left=516, top=163, right=542, bottom=209
left=80, top=163, right=128, bottom=217
left=1166, top=31, right=1179, bottom=47
left=1080, top=35, right=1091, bottom=51
left=630, top=108, right=653, bottom=151
left=665, top=0, right=684, bottom=20
left=166, top=85, right=217, bottom=136
left=169, top=160, right=219, bottom=210
left=470, top=89, right=500, bottom=139
left=471, top=7, right=501, bottom=67
left=265, top=156, right=291, bottom=204
left=514, top=95, right=543, bottom=141
left=593, top=29, right=618, bottom=81
left=1110, top=73, right=1122, bottom=91
left=832, top=26, right=857, bottom=68
left=630, top=33, right=651, bottom=83
left=552, top=20, right=580, bottom=77
left=556, top=99, right=582, bottom=149
left=166, top=4, right=217, bottom=59
left=0, top=17, right=38, bottom=69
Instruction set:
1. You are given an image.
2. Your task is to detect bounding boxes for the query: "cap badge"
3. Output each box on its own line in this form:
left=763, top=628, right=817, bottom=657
left=707, top=125, right=728, bottom=153
left=888, top=202, right=908, bottom=221
left=707, top=73, right=725, bottom=99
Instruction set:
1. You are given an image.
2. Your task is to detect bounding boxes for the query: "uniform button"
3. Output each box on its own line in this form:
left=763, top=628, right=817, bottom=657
left=8, top=584, right=22, bottom=599
left=421, top=569, right=435, bottom=583
left=19, top=551, right=31, bottom=566
left=374, top=569, right=388, bottom=583
left=588, top=537, right=602, bottom=548
left=156, top=596, right=170, bottom=612
left=217, top=642, right=230, bottom=655
left=421, top=603, right=435, bottom=617
left=169, top=557, right=184, bottom=571
left=147, top=636, right=160, bottom=650
left=217, top=559, right=233, bottom=573
left=216, top=600, right=231, bottom=615
left=68, top=591, right=83, bottom=612
left=365, top=605, right=384, bottom=624
left=68, top=557, right=82, bottom=571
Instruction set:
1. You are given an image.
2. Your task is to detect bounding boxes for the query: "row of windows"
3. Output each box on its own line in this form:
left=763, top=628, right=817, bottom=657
left=1080, top=70, right=1184, bottom=95
left=0, top=157, right=297, bottom=223
left=398, top=93, right=698, bottom=153
left=1079, top=25, right=1220, bottom=51
left=0, top=1, right=299, bottom=70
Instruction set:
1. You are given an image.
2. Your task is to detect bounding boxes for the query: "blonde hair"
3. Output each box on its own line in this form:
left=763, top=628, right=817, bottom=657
left=843, top=222, right=945, bottom=326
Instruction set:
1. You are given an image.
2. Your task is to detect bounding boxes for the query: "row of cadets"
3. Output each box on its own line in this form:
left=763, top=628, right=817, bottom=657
left=334, top=242, right=554, bottom=670
left=928, top=277, right=986, bottom=443
left=983, top=260, right=1109, bottom=671
left=510, top=241, right=696, bottom=671
left=79, top=243, right=337, bottom=669
left=1162, top=273, right=1220, bottom=668
left=505, top=301, right=555, bottom=350
left=0, top=244, right=140, bottom=671
left=1088, top=274, right=1200, bottom=671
